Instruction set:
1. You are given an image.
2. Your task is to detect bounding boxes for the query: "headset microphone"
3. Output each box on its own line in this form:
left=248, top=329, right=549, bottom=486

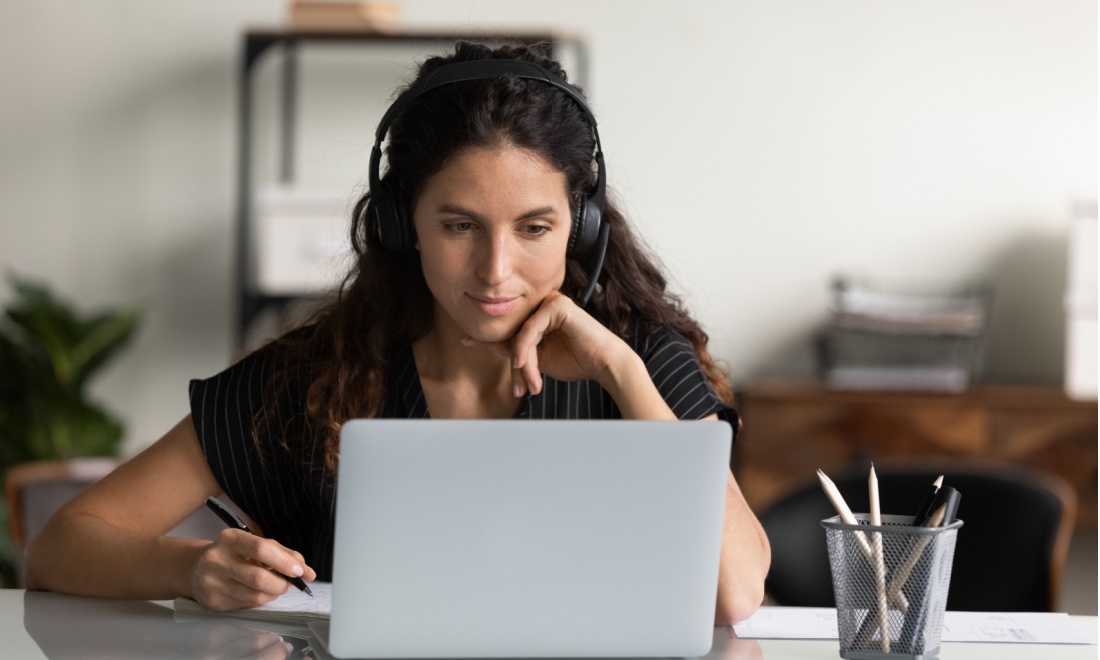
left=578, top=222, right=609, bottom=308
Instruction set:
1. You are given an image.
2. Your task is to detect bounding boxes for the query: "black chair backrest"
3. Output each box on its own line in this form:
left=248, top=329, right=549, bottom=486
left=760, top=461, right=1075, bottom=612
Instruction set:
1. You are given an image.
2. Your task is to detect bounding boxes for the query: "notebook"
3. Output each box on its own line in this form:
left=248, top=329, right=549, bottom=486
left=317, top=419, right=732, bottom=659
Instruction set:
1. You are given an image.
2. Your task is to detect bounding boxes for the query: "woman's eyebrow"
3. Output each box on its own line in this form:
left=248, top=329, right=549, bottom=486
left=517, top=206, right=559, bottom=220
left=437, top=204, right=560, bottom=220
left=437, top=204, right=485, bottom=221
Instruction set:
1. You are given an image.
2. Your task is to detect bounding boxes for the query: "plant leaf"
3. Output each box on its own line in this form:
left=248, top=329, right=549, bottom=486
left=0, top=274, right=134, bottom=464
left=70, top=304, right=144, bottom=387
left=5, top=276, right=82, bottom=385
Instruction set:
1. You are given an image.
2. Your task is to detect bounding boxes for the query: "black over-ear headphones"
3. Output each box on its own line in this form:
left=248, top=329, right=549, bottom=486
left=367, top=58, right=611, bottom=306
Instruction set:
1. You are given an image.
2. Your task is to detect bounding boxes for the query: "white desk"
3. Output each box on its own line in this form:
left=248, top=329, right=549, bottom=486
left=0, top=589, right=1094, bottom=659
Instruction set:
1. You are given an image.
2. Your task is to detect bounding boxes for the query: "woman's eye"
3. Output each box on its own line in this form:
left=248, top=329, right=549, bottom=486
left=447, top=222, right=475, bottom=233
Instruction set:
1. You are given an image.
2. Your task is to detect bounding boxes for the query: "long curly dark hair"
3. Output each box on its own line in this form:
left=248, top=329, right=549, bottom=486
left=256, top=42, right=733, bottom=476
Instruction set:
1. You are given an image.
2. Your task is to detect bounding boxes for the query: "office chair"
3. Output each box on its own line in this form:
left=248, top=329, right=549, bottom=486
left=760, top=459, right=1077, bottom=612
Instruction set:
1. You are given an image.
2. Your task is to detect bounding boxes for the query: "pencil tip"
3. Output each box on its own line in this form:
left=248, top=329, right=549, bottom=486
left=934, top=475, right=944, bottom=487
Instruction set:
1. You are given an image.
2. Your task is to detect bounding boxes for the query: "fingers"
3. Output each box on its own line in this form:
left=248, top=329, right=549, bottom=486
left=233, top=532, right=310, bottom=583
left=508, top=355, right=544, bottom=398
left=226, top=559, right=292, bottom=599
left=194, top=571, right=286, bottom=611
left=193, top=530, right=316, bottom=611
left=511, top=365, right=528, bottom=398
left=517, top=346, right=542, bottom=395
left=511, top=301, right=557, bottom=371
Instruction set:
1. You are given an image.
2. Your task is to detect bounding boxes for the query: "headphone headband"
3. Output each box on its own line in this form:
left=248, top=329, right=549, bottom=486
left=374, top=60, right=600, bottom=146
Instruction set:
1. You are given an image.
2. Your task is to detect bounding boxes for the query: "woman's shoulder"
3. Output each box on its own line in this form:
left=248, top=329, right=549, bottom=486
left=624, top=318, right=738, bottom=423
left=188, top=325, right=328, bottom=451
left=624, top=320, right=694, bottom=361
left=190, top=324, right=325, bottom=392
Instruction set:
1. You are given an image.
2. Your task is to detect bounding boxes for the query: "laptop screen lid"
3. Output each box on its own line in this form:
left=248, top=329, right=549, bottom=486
left=330, top=419, right=732, bottom=659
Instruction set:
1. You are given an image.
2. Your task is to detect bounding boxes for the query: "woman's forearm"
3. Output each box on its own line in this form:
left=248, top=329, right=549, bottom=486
left=25, top=509, right=205, bottom=600
left=597, top=347, right=770, bottom=623
left=714, top=471, right=771, bottom=625
left=595, top=347, right=678, bottom=420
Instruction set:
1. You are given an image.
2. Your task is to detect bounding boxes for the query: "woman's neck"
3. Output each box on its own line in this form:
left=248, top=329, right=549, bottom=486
left=412, top=323, right=522, bottom=419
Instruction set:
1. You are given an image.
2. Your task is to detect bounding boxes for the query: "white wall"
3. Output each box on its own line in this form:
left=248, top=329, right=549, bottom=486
left=1, top=1, right=1095, bottom=456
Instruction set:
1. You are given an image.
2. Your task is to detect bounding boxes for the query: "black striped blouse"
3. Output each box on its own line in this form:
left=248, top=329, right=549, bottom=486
left=188, top=325, right=734, bottom=580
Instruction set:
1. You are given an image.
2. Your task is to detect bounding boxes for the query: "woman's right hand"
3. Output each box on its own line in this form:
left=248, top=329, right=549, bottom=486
left=189, top=528, right=316, bottom=611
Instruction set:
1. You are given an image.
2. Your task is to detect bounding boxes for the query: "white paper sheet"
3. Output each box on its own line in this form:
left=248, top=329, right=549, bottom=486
left=250, top=581, right=332, bottom=616
left=941, top=611, right=1094, bottom=644
left=733, top=607, right=1096, bottom=645
left=174, top=581, right=332, bottom=624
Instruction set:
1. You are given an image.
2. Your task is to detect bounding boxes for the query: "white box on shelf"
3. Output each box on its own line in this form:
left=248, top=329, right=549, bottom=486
left=253, top=185, right=353, bottom=296
left=1064, top=212, right=1097, bottom=401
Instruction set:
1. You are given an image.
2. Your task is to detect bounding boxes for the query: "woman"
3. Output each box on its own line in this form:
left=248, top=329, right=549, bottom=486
left=25, top=42, right=770, bottom=625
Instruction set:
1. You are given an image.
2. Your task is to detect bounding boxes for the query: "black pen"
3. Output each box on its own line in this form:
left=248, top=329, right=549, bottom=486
left=898, top=486, right=962, bottom=651
left=204, top=496, right=313, bottom=597
left=932, top=487, right=961, bottom=526
left=911, top=475, right=944, bottom=525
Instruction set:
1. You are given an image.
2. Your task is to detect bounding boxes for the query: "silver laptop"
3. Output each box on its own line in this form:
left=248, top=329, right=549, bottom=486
left=319, top=419, right=732, bottom=659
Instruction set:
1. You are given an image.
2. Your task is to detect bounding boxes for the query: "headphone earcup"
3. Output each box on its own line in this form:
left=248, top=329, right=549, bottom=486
left=567, top=195, right=586, bottom=258
left=568, top=194, right=602, bottom=259
left=372, top=180, right=413, bottom=252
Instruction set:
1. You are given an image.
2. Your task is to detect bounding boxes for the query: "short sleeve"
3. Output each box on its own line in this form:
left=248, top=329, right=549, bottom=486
left=636, top=326, right=737, bottom=427
left=189, top=350, right=267, bottom=505
left=188, top=347, right=334, bottom=576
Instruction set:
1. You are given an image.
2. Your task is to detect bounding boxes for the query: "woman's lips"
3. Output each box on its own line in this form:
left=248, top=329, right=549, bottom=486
left=467, top=294, right=520, bottom=316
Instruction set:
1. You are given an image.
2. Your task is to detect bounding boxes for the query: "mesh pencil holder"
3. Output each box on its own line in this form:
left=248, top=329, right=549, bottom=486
left=822, top=514, right=963, bottom=660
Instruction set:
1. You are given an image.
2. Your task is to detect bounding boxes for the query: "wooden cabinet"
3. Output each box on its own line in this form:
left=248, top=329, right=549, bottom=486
left=733, top=381, right=1098, bottom=525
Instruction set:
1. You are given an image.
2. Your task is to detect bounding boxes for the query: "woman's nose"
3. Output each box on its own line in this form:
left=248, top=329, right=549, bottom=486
left=476, top=233, right=514, bottom=284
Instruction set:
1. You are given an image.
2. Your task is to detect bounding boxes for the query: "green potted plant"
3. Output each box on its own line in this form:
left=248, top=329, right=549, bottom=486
left=0, top=275, right=143, bottom=586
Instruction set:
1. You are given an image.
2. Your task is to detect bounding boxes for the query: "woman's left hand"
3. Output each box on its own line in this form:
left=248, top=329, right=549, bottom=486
left=462, top=291, right=629, bottom=397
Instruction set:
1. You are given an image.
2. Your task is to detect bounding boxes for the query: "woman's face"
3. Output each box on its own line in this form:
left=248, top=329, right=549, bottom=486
left=412, top=145, right=572, bottom=343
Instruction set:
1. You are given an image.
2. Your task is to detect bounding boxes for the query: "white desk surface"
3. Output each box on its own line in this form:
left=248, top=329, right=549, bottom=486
left=0, top=589, right=1095, bottom=659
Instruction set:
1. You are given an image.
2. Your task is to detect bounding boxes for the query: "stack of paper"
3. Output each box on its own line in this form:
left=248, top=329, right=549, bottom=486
left=832, top=288, right=987, bottom=335
left=820, top=278, right=992, bottom=391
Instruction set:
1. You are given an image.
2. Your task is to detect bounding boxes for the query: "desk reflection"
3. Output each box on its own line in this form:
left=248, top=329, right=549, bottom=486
left=23, top=591, right=309, bottom=659
left=707, top=627, right=764, bottom=660
left=23, top=589, right=758, bottom=660
left=304, top=625, right=762, bottom=660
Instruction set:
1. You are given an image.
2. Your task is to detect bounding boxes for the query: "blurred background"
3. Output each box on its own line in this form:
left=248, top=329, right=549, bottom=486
left=0, top=0, right=1095, bottom=610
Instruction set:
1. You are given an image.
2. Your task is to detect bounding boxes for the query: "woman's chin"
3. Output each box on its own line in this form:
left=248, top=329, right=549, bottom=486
left=462, top=318, right=524, bottom=345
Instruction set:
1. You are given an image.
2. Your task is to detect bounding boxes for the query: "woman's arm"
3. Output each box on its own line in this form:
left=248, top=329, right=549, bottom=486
left=593, top=365, right=772, bottom=625
left=714, top=466, right=771, bottom=625
left=24, top=415, right=315, bottom=610
left=580, top=346, right=772, bottom=623
left=470, top=293, right=771, bottom=622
